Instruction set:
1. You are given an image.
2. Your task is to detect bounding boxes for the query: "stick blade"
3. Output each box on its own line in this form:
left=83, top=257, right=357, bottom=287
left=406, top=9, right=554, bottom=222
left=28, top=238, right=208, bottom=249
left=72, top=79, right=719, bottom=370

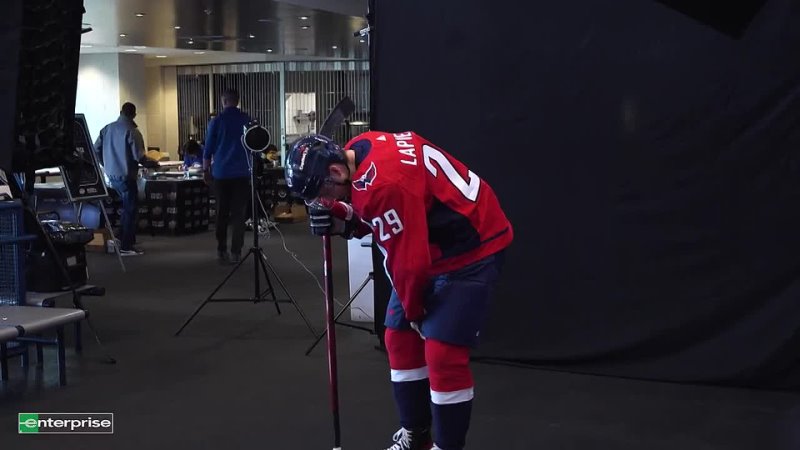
left=319, top=96, right=356, bottom=138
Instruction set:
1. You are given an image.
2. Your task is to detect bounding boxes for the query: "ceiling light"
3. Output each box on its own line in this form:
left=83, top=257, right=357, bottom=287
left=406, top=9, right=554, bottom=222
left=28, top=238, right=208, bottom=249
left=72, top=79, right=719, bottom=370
left=332, top=45, right=337, bottom=49
left=174, top=26, right=181, bottom=30
left=119, top=33, right=127, bottom=37
left=135, top=13, right=145, bottom=17
left=360, top=39, right=366, bottom=43
left=301, top=25, right=310, bottom=30
left=124, top=49, right=137, bottom=52
left=194, top=51, right=206, bottom=55
left=156, top=55, right=167, bottom=58
left=248, top=34, right=255, bottom=39
left=266, top=48, right=273, bottom=53
left=299, top=16, right=309, bottom=20
left=134, top=46, right=146, bottom=49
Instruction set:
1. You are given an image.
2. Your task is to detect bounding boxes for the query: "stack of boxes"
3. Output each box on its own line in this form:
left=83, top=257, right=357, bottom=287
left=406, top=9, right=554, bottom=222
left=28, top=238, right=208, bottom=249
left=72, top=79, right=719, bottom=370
left=145, top=179, right=210, bottom=235
left=101, top=190, right=123, bottom=231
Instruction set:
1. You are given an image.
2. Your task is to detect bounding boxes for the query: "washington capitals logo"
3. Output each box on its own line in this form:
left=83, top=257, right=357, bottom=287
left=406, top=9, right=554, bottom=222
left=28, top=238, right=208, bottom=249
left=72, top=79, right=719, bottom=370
left=353, top=162, right=377, bottom=191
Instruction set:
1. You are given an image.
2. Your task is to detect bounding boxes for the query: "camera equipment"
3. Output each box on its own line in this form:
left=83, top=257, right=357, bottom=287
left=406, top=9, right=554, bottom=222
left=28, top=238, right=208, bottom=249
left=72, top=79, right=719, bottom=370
left=175, top=121, right=317, bottom=338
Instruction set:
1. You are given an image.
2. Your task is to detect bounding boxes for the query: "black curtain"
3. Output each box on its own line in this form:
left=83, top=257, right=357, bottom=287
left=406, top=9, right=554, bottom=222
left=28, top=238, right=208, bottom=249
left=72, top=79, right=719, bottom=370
left=0, top=0, right=23, bottom=172
left=372, top=0, right=800, bottom=388
left=12, top=0, right=84, bottom=174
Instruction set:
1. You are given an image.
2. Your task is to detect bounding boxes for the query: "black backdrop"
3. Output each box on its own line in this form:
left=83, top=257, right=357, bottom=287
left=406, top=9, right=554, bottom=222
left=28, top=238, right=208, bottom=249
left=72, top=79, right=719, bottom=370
left=0, top=0, right=23, bottom=172
left=10, top=0, right=83, bottom=175
left=372, top=0, right=800, bottom=388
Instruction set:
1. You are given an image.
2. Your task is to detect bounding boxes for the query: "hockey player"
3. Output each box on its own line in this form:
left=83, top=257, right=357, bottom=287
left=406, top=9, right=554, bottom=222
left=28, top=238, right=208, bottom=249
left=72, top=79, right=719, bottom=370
left=285, top=131, right=513, bottom=450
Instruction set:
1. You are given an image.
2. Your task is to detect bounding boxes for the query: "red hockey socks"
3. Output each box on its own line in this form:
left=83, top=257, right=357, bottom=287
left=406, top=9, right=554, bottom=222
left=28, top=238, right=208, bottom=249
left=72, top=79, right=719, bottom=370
left=385, top=328, right=431, bottom=429
left=426, top=339, right=473, bottom=450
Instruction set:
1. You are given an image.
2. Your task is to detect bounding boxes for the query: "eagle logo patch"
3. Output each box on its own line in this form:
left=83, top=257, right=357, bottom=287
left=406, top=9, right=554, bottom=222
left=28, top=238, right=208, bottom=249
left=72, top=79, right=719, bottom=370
left=353, top=162, right=377, bottom=191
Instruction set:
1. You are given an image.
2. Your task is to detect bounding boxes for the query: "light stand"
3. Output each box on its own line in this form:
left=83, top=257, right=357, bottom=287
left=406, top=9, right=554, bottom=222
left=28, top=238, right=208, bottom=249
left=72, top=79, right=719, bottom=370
left=175, top=122, right=318, bottom=338
left=305, top=269, right=375, bottom=356
left=10, top=173, right=116, bottom=364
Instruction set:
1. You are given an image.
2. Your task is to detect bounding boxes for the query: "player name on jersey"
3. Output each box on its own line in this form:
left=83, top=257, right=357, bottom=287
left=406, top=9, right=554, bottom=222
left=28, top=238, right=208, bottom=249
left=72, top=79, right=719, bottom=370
left=394, top=132, right=418, bottom=166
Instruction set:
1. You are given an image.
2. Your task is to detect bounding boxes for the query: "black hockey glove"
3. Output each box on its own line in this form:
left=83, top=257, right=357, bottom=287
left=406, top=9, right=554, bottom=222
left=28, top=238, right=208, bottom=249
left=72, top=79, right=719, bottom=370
left=308, top=206, right=358, bottom=238
left=309, top=207, right=334, bottom=236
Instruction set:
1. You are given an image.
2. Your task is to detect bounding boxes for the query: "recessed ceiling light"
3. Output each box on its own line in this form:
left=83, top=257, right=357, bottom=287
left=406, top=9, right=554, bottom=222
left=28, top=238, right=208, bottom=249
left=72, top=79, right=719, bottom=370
left=156, top=55, right=167, bottom=58
left=360, top=39, right=365, bottom=43
left=134, top=45, right=146, bottom=49
left=248, top=34, right=255, bottom=39
left=301, top=25, right=310, bottom=30
left=266, top=48, right=273, bottom=53
left=332, top=45, right=337, bottom=49
left=124, top=49, right=137, bottom=52
left=119, top=33, right=127, bottom=37
left=135, top=13, right=145, bottom=17
left=299, top=16, right=309, bottom=20
left=188, top=40, right=194, bottom=44
left=194, top=51, right=206, bottom=55
left=174, top=26, right=181, bottom=30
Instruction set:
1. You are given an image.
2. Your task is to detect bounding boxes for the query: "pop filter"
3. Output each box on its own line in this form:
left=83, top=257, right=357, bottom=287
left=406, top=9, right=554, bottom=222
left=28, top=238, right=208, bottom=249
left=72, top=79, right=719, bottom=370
left=242, top=120, right=271, bottom=152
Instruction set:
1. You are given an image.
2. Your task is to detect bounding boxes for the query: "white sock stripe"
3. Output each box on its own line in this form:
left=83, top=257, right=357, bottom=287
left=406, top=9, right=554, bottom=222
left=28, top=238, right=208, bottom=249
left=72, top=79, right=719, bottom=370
left=430, top=387, right=474, bottom=405
left=390, top=366, right=429, bottom=382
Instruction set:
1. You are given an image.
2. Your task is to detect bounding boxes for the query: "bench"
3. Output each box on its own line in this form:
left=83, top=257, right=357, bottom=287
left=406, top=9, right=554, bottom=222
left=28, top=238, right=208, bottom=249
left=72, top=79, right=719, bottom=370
left=24, top=284, right=105, bottom=353
left=0, top=306, right=87, bottom=386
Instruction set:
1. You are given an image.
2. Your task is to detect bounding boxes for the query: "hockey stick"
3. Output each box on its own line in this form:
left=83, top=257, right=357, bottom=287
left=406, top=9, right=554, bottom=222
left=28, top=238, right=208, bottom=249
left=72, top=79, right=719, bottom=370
left=323, top=235, right=342, bottom=450
left=319, top=96, right=356, bottom=138
left=318, top=96, right=355, bottom=450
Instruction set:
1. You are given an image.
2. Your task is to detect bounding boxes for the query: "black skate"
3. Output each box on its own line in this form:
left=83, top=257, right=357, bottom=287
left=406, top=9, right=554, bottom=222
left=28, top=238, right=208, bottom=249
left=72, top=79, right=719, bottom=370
left=384, top=427, right=432, bottom=450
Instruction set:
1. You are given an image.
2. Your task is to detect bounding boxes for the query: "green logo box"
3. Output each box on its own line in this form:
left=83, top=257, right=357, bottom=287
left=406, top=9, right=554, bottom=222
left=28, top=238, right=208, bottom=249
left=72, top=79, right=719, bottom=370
left=18, top=413, right=39, bottom=434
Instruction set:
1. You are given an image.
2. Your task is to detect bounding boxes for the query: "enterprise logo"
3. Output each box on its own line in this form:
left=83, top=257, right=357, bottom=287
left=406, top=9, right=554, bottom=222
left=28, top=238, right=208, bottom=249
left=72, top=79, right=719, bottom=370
left=19, top=413, right=114, bottom=434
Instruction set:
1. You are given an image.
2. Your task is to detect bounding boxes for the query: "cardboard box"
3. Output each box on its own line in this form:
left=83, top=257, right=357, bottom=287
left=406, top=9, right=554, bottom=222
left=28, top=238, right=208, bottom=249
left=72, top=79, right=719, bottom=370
left=274, top=204, right=308, bottom=223
left=86, top=229, right=112, bottom=253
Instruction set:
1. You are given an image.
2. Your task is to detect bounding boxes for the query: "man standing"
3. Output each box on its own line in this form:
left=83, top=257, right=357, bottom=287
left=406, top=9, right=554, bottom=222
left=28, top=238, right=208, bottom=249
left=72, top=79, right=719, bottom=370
left=94, top=102, right=148, bottom=256
left=285, top=131, right=513, bottom=450
left=203, top=89, right=251, bottom=264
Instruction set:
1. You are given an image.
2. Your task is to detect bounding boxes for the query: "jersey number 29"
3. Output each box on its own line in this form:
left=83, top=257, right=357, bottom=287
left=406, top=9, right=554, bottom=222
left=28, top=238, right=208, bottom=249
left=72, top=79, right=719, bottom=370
left=422, top=144, right=481, bottom=202
left=372, top=209, right=404, bottom=242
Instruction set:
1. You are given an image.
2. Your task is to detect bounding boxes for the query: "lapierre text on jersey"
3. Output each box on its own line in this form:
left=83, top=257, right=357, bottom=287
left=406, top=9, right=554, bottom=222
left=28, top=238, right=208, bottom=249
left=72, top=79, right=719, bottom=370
left=394, top=132, right=418, bottom=166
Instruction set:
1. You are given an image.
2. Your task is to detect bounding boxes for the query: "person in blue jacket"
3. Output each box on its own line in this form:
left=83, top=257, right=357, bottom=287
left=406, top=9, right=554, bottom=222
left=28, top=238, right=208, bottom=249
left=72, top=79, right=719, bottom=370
left=203, top=89, right=251, bottom=264
left=182, top=139, right=204, bottom=169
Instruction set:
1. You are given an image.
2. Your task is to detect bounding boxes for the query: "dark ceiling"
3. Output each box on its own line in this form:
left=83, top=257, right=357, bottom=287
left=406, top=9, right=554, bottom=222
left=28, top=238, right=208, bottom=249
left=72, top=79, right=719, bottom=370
left=81, top=0, right=369, bottom=60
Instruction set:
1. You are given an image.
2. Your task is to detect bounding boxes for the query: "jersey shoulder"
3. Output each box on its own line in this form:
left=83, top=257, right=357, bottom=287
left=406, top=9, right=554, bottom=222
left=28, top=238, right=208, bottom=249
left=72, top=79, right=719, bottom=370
left=350, top=131, right=424, bottom=192
left=344, top=131, right=394, bottom=150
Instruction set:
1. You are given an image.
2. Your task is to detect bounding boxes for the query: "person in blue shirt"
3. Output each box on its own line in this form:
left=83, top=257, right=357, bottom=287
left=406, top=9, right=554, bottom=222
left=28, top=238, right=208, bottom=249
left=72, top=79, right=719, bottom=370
left=203, top=89, right=251, bottom=264
left=181, top=139, right=204, bottom=169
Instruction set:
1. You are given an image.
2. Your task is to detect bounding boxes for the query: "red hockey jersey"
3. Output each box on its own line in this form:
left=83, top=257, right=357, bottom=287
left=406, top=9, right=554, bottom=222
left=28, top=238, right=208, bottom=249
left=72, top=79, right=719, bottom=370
left=344, top=131, right=513, bottom=321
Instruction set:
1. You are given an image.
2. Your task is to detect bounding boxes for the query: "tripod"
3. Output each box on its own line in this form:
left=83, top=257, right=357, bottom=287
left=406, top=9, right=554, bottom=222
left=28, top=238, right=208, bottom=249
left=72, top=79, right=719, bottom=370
left=305, top=271, right=376, bottom=355
left=175, top=143, right=318, bottom=338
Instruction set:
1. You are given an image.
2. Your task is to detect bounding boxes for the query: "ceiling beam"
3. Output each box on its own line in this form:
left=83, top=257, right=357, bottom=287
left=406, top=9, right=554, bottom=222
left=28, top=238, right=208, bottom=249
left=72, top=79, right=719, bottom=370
left=275, top=0, right=367, bottom=18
